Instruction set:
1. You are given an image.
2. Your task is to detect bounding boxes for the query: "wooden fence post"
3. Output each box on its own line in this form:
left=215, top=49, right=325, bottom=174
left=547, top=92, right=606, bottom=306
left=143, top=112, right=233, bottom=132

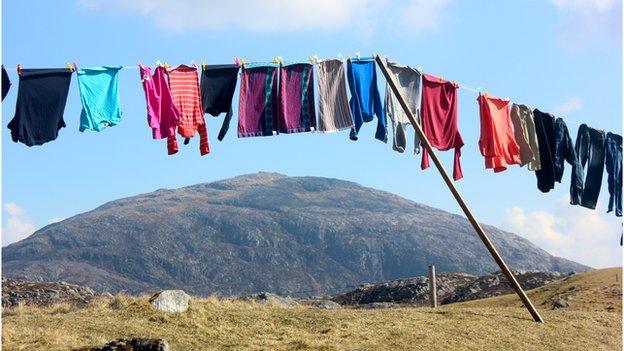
left=428, top=265, right=437, bottom=308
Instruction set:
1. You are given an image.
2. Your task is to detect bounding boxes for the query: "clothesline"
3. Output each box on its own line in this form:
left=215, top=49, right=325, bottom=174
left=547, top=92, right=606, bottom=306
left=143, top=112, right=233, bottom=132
left=0, top=60, right=593, bottom=129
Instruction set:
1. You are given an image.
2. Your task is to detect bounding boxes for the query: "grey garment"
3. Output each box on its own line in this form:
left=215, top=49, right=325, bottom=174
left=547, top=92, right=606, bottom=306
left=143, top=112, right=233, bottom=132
left=511, top=104, right=541, bottom=171
left=316, top=59, right=354, bottom=133
left=384, top=61, right=422, bottom=154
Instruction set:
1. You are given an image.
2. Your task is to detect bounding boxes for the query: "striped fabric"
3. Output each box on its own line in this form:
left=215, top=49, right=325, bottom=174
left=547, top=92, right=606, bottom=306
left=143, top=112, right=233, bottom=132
left=238, top=65, right=279, bottom=137
left=168, top=65, right=210, bottom=155
left=316, top=59, right=353, bottom=133
left=278, top=63, right=316, bottom=133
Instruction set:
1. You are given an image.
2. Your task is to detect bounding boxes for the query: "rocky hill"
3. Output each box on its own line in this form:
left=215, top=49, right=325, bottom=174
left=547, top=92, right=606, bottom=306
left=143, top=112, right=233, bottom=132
left=2, top=173, right=588, bottom=296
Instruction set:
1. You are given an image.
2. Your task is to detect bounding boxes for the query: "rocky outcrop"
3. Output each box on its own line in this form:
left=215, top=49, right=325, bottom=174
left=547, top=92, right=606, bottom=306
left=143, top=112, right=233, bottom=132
left=299, top=299, right=341, bottom=309
left=441, top=270, right=565, bottom=304
left=2, top=277, right=99, bottom=307
left=331, top=273, right=476, bottom=306
left=331, top=270, right=567, bottom=306
left=149, top=290, right=189, bottom=313
left=77, top=338, right=169, bottom=351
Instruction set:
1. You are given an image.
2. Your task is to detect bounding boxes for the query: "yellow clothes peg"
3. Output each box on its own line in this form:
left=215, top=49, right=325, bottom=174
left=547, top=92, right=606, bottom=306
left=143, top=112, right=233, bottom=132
left=202, top=60, right=206, bottom=70
left=66, top=63, right=74, bottom=72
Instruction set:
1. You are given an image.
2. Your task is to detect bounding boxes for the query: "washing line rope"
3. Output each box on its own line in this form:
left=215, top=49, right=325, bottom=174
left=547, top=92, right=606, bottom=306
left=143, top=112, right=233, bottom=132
left=0, top=60, right=590, bottom=127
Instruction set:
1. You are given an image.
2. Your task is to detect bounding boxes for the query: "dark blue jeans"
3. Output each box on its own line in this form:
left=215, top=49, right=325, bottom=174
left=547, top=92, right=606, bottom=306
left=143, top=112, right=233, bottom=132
left=571, top=124, right=605, bottom=209
left=605, top=132, right=622, bottom=217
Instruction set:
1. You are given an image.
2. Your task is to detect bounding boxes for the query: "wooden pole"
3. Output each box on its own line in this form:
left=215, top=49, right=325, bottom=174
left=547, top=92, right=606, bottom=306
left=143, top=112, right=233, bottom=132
left=374, top=55, right=544, bottom=323
left=428, top=265, right=437, bottom=308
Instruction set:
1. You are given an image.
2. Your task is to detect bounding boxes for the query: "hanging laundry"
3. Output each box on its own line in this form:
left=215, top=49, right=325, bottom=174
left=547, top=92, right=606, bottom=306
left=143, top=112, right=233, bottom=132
left=76, top=66, right=123, bottom=132
left=139, top=65, right=180, bottom=154
left=605, top=132, right=622, bottom=216
left=570, top=124, right=605, bottom=209
left=347, top=58, right=386, bottom=142
left=168, top=64, right=210, bottom=155
left=477, top=94, right=521, bottom=172
left=533, top=109, right=557, bottom=192
left=278, top=62, right=316, bottom=134
left=8, top=68, right=72, bottom=146
left=552, top=118, right=583, bottom=199
left=200, top=64, right=239, bottom=141
left=2, top=65, right=11, bottom=101
left=384, top=61, right=421, bottom=154
left=316, top=59, right=353, bottom=133
left=420, top=74, right=464, bottom=181
left=238, top=63, right=279, bottom=137
left=510, top=104, right=541, bottom=171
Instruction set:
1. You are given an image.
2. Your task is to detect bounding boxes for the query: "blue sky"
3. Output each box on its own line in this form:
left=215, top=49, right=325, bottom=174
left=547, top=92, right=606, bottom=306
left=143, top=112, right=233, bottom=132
left=2, top=0, right=622, bottom=268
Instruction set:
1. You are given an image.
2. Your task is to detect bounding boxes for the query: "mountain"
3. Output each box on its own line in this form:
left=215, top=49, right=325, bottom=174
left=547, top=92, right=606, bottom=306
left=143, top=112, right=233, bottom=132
left=2, top=173, right=588, bottom=296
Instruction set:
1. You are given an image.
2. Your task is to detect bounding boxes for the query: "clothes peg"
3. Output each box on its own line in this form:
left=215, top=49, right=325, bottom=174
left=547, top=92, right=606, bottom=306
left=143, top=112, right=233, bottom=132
left=201, top=60, right=206, bottom=70
left=137, top=60, right=143, bottom=68
left=191, top=60, right=198, bottom=68
left=156, top=60, right=163, bottom=67
left=16, top=64, right=22, bottom=75
left=66, top=63, right=74, bottom=72
left=416, top=66, right=423, bottom=74
left=355, top=51, right=361, bottom=60
left=72, top=61, right=79, bottom=73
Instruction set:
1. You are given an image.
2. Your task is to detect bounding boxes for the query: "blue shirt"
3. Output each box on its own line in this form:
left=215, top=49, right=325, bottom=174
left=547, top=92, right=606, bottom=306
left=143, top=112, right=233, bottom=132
left=347, top=59, right=386, bottom=142
left=77, top=66, right=123, bottom=132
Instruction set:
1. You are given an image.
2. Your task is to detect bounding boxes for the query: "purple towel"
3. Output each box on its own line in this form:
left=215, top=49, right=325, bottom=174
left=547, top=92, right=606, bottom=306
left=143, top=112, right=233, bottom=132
left=238, top=65, right=279, bottom=138
left=278, top=63, right=316, bottom=134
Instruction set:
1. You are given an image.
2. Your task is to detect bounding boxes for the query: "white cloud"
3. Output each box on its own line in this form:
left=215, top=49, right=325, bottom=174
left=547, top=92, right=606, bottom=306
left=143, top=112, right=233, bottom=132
left=76, top=0, right=453, bottom=36
left=551, top=96, right=583, bottom=116
left=2, top=203, right=37, bottom=246
left=550, top=0, right=622, bottom=51
left=504, top=196, right=622, bottom=268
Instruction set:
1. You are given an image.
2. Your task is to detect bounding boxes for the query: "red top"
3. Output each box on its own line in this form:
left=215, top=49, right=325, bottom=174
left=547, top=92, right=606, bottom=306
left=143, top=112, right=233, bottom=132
left=168, top=65, right=210, bottom=156
left=477, top=94, right=521, bottom=172
left=420, top=74, right=464, bottom=181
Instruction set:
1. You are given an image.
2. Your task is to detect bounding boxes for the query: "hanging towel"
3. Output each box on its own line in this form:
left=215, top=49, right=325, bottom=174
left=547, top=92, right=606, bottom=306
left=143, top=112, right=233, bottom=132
left=139, top=65, right=181, bottom=154
left=2, top=65, right=11, bottom=101
left=168, top=64, right=210, bottom=155
left=510, top=104, right=541, bottom=171
left=316, top=59, right=353, bottom=133
left=200, top=64, right=240, bottom=141
left=238, top=64, right=279, bottom=137
left=605, top=132, right=622, bottom=216
left=420, top=74, right=464, bottom=181
left=8, top=68, right=72, bottom=146
left=384, top=61, right=422, bottom=154
left=277, top=62, right=316, bottom=134
left=571, top=124, right=605, bottom=209
left=347, top=58, right=386, bottom=142
left=533, top=109, right=557, bottom=192
left=477, top=94, right=521, bottom=172
left=77, top=66, right=123, bottom=132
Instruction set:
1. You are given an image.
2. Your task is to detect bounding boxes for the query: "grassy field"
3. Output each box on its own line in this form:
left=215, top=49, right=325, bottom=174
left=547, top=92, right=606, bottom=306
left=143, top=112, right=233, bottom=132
left=2, top=268, right=621, bottom=351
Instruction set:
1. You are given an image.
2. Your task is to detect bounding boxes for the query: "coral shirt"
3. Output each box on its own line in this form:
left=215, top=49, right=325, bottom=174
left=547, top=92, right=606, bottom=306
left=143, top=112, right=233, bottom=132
left=477, top=94, right=521, bottom=172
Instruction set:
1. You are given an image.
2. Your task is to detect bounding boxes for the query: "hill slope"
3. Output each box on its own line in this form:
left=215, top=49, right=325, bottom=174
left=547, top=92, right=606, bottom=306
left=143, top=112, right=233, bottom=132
left=2, top=173, right=588, bottom=296
left=461, top=267, right=622, bottom=312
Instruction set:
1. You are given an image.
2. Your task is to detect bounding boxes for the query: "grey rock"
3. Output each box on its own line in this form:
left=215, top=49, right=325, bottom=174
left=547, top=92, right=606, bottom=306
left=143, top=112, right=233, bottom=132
left=242, top=292, right=299, bottom=308
left=300, top=299, right=341, bottom=309
left=2, top=173, right=590, bottom=297
left=149, top=290, right=189, bottom=313
left=551, top=298, right=569, bottom=309
left=78, top=338, right=169, bottom=351
left=1, top=278, right=100, bottom=307
left=356, top=302, right=399, bottom=309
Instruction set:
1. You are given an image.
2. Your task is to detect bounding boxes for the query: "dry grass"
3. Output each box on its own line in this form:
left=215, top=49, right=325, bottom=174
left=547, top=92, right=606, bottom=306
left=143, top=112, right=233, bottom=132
left=2, top=268, right=622, bottom=351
